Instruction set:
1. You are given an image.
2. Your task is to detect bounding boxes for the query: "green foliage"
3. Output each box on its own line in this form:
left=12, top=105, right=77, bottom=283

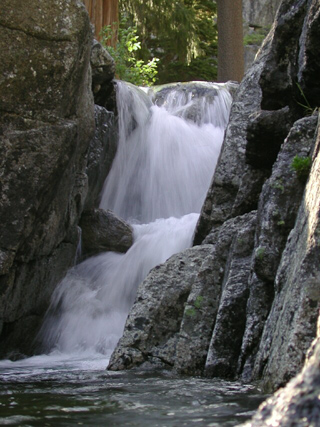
left=243, top=26, right=270, bottom=46
left=291, top=155, right=312, bottom=182
left=295, top=82, right=317, bottom=116
left=271, top=178, right=285, bottom=193
left=119, top=0, right=218, bottom=84
left=194, top=296, right=204, bottom=309
left=256, top=247, right=266, bottom=261
left=185, top=307, right=197, bottom=317
left=101, top=19, right=159, bottom=86
left=296, top=83, right=320, bottom=116
left=185, top=296, right=203, bottom=317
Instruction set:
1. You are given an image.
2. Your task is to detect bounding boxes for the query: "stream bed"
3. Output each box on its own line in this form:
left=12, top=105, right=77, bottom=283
left=0, top=354, right=265, bottom=426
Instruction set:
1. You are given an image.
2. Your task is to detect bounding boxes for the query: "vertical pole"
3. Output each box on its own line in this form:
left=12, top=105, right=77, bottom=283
left=84, top=0, right=119, bottom=45
left=217, top=0, right=244, bottom=82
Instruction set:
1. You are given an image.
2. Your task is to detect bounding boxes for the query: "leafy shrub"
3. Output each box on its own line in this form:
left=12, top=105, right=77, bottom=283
left=244, top=26, right=270, bottom=46
left=101, top=18, right=159, bottom=86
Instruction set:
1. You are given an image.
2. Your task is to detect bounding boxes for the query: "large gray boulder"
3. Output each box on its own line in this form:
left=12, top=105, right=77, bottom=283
left=195, top=0, right=320, bottom=389
left=108, top=212, right=257, bottom=375
left=193, top=31, right=269, bottom=246
left=0, top=0, right=95, bottom=357
left=108, top=245, right=214, bottom=371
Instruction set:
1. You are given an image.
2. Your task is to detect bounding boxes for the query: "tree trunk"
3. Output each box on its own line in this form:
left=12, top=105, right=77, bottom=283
left=217, top=0, right=244, bottom=82
left=84, top=0, right=118, bottom=45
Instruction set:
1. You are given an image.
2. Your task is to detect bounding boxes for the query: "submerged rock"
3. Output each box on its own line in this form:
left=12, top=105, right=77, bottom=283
left=80, top=208, right=133, bottom=256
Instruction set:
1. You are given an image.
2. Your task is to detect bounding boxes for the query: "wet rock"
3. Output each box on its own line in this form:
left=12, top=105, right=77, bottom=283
left=243, top=322, right=320, bottom=427
left=80, top=209, right=133, bottom=255
left=151, top=81, right=235, bottom=128
left=84, top=105, right=118, bottom=209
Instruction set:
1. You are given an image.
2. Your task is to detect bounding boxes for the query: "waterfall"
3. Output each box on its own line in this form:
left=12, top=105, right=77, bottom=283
left=38, top=81, right=233, bottom=358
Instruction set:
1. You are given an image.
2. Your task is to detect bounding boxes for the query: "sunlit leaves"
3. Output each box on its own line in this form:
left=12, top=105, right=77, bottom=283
left=120, top=0, right=218, bottom=83
left=101, top=19, right=159, bottom=86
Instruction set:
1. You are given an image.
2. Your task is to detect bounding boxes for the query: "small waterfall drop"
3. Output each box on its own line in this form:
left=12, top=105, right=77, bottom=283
left=39, top=81, right=233, bottom=358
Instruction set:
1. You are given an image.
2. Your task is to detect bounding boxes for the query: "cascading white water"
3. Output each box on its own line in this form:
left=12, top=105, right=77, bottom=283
left=39, top=81, right=233, bottom=358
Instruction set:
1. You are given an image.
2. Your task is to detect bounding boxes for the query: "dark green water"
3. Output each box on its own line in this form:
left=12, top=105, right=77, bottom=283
left=0, top=354, right=265, bottom=426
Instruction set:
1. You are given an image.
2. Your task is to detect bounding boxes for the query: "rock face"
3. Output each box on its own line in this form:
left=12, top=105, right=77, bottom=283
left=242, top=0, right=282, bottom=72
left=80, top=208, right=133, bottom=256
left=0, top=1, right=117, bottom=357
left=243, top=0, right=281, bottom=28
left=243, top=322, right=320, bottom=426
left=109, top=1, right=320, bottom=411
left=90, top=40, right=117, bottom=113
left=85, top=104, right=118, bottom=209
left=108, top=245, right=215, bottom=371
left=251, top=120, right=320, bottom=392
left=198, top=0, right=320, bottom=391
